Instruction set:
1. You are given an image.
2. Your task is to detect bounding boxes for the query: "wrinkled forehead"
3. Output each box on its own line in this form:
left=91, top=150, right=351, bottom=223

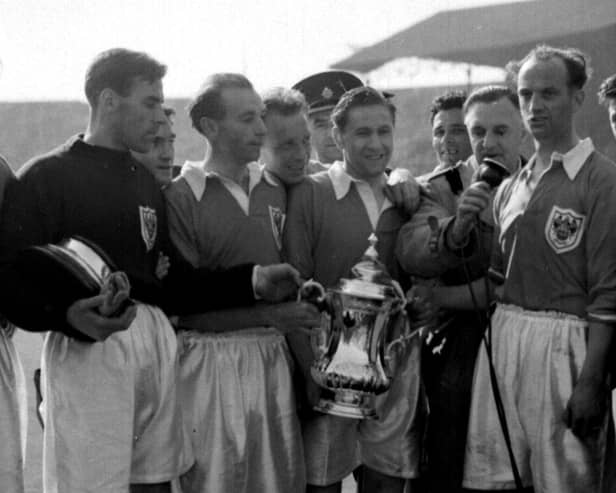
left=345, top=104, right=394, bottom=128
left=465, top=98, right=521, bottom=127
left=518, top=56, right=569, bottom=88
left=127, top=76, right=164, bottom=99
left=266, top=111, right=309, bottom=137
left=308, top=108, right=333, bottom=125
left=220, top=87, right=264, bottom=117
left=433, top=108, right=465, bottom=128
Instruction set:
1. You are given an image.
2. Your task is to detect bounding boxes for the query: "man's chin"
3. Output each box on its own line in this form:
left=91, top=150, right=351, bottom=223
left=321, top=149, right=342, bottom=164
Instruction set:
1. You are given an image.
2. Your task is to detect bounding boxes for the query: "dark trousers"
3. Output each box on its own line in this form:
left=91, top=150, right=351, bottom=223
left=423, top=321, right=484, bottom=493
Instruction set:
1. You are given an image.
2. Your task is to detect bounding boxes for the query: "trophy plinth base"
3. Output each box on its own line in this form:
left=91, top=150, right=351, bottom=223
left=314, top=389, right=378, bottom=420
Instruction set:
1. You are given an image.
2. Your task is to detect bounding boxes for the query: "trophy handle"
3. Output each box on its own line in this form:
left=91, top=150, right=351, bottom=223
left=298, top=280, right=333, bottom=358
left=383, top=312, right=420, bottom=378
left=391, top=280, right=407, bottom=308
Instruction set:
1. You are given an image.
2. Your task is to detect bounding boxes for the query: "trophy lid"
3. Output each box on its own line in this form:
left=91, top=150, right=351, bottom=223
left=339, top=234, right=397, bottom=300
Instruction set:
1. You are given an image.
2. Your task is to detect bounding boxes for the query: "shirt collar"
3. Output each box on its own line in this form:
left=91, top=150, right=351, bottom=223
left=181, top=160, right=278, bottom=201
left=520, top=138, right=594, bottom=183
left=551, top=137, right=594, bottom=180
left=327, top=161, right=387, bottom=200
left=68, top=134, right=133, bottom=164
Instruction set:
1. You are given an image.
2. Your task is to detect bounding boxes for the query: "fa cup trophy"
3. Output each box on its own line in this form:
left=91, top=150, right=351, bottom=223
left=299, top=234, right=416, bottom=419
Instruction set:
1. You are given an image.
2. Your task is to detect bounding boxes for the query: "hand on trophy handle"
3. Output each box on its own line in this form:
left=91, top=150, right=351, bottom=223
left=265, top=301, right=321, bottom=336
left=297, top=279, right=333, bottom=359
left=254, top=263, right=302, bottom=302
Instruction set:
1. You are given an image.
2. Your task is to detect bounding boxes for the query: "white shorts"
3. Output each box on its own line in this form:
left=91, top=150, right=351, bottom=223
left=0, top=327, right=27, bottom=493
left=41, top=304, right=192, bottom=493
left=302, top=413, right=359, bottom=486
left=178, top=327, right=305, bottom=493
left=463, top=304, right=616, bottom=492
left=358, top=334, right=424, bottom=478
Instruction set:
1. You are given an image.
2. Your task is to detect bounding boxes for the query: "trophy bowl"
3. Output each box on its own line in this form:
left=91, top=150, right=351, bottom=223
left=299, top=234, right=414, bottom=419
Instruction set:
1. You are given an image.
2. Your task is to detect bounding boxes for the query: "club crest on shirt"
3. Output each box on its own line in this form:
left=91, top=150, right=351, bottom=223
left=269, top=205, right=286, bottom=251
left=544, top=205, right=585, bottom=254
left=139, top=206, right=157, bottom=252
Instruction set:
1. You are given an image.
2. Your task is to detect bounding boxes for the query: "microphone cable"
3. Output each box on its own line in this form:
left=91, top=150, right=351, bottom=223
left=460, top=218, right=525, bottom=492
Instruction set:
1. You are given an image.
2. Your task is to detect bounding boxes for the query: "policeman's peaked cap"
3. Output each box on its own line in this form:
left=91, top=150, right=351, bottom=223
left=292, top=71, right=365, bottom=115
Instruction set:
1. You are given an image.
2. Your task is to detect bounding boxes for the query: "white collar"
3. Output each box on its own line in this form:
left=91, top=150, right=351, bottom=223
left=551, top=137, right=594, bottom=180
left=327, top=161, right=387, bottom=200
left=180, top=160, right=278, bottom=201
left=520, top=138, right=594, bottom=182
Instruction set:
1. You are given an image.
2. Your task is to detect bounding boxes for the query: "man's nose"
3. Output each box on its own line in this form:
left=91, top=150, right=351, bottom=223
left=255, top=117, right=267, bottom=137
left=529, top=92, right=543, bottom=112
left=483, top=130, right=498, bottom=148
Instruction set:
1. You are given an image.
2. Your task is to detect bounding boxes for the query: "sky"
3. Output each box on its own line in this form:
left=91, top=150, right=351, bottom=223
left=0, top=0, right=515, bottom=101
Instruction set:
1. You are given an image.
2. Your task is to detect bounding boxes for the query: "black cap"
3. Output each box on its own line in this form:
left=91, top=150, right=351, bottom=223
left=8, top=237, right=123, bottom=341
left=292, top=71, right=364, bottom=114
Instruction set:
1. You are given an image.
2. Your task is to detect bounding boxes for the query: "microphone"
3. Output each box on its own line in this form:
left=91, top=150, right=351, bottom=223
left=476, top=157, right=510, bottom=189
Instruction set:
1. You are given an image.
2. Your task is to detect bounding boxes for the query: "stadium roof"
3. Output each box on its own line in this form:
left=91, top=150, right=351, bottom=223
left=332, top=0, right=616, bottom=72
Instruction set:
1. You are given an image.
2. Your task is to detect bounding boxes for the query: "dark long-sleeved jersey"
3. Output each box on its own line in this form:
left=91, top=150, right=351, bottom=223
left=0, top=136, right=255, bottom=341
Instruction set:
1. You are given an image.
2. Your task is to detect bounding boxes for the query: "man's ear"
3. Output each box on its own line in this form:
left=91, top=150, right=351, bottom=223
left=572, top=88, right=585, bottom=113
left=332, top=125, right=344, bottom=151
left=98, top=88, right=118, bottom=114
left=199, top=116, right=218, bottom=139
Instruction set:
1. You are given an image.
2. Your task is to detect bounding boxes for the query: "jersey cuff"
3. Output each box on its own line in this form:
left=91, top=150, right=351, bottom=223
left=588, top=312, right=616, bottom=323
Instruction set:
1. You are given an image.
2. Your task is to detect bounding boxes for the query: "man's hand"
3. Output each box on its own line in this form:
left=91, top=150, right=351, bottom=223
left=66, top=294, right=136, bottom=342
left=266, top=301, right=321, bottom=335
left=0, top=315, right=16, bottom=338
left=406, top=284, right=440, bottom=330
left=155, top=252, right=171, bottom=280
left=254, top=263, right=302, bottom=302
left=564, top=377, right=608, bottom=439
left=99, top=272, right=131, bottom=317
left=449, top=181, right=492, bottom=247
left=385, top=168, right=421, bottom=215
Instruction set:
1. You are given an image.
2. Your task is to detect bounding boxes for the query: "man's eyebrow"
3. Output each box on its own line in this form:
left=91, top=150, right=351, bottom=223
left=238, top=109, right=258, bottom=118
left=146, top=95, right=164, bottom=104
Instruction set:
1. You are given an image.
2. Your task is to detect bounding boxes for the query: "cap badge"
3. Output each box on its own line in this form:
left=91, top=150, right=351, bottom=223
left=321, top=87, right=334, bottom=99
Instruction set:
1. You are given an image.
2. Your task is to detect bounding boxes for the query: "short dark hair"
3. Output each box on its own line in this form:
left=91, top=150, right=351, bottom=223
left=262, top=87, right=307, bottom=118
left=429, top=91, right=467, bottom=124
left=506, top=44, right=592, bottom=90
left=463, top=85, right=520, bottom=114
left=598, top=74, right=616, bottom=106
left=332, top=87, right=396, bottom=131
left=84, top=48, right=166, bottom=108
left=188, top=73, right=253, bottom=135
